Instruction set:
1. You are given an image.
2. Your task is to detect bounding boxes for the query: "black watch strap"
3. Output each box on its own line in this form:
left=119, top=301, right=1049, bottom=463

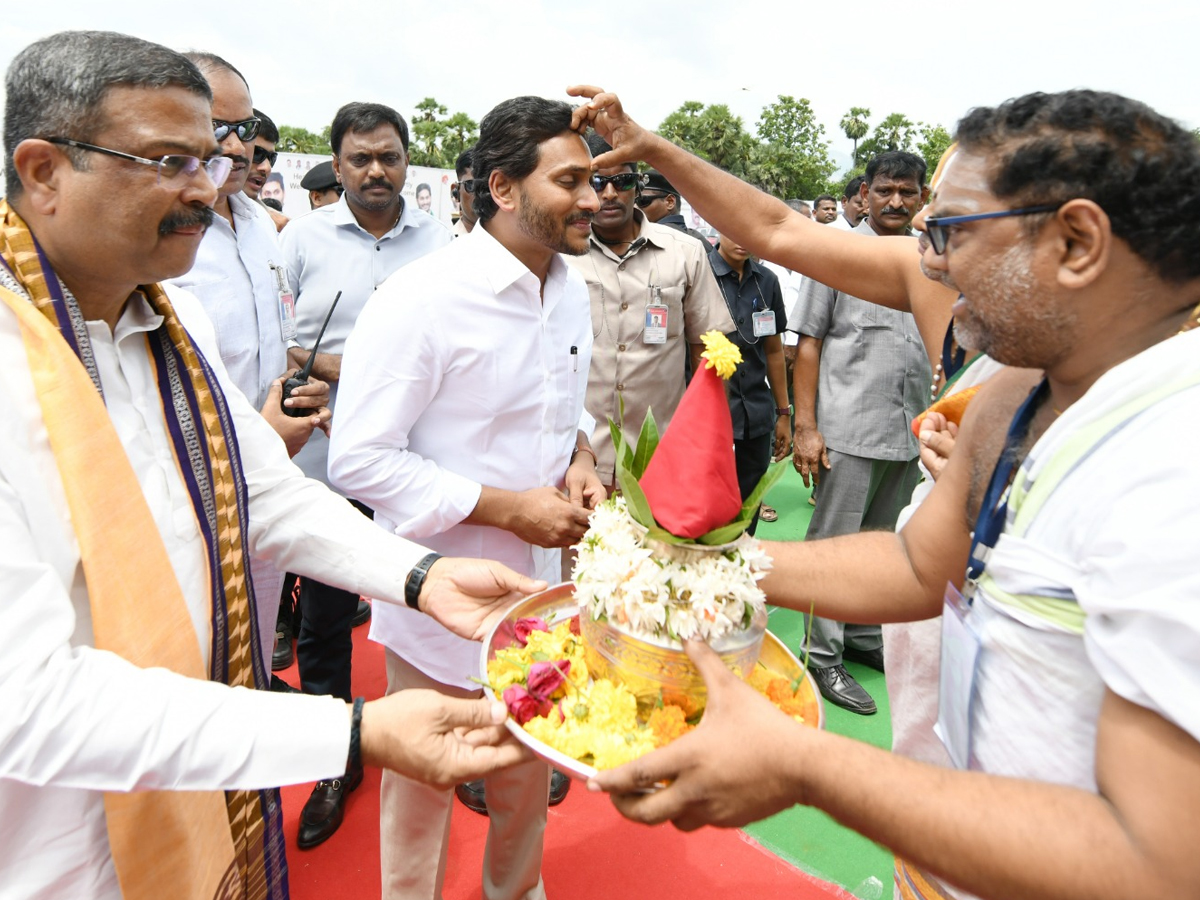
left=404, top=552, right=442, bottom=610
left=348, top=696, right=365, bottom=773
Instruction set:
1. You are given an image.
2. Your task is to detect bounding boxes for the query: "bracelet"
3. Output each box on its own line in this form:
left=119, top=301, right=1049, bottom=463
left=348, top=696, right=365, bottom=773
left=404, top=552, right=442, bottom=610
left=570, top=446, right=598, bottom=468
left=775, top=405, right=793, bottom=417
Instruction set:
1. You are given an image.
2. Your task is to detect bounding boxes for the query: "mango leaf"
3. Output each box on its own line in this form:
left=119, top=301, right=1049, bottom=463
left=631, top=408, right=660, bottom=478
left=615, top=459, right=656, bottom=531
left=608, top=417, right=635, bottom=477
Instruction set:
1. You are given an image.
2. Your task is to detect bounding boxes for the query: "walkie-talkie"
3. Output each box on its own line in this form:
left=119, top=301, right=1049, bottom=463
left=281, top=290, right=342, bottom=417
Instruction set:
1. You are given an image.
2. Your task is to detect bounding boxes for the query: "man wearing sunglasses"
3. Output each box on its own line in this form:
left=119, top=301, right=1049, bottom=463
left=567, top=133, right=730, bottom=491
left=243, top=108, right=289, bottom=232
left=167, top=54, right=330, bottom=681
left=451, top=146, right=478, bottom=236
left=636, top=170, right=711, bottom=249
left=574, top=84, right=1200, bottom=900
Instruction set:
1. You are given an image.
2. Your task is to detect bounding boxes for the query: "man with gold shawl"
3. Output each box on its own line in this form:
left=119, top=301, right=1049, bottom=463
left=0, top=31, right=535, bottom=900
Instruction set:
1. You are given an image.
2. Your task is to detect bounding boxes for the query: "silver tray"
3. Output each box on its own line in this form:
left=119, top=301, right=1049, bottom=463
left=479, top=582, right=825, bottom=781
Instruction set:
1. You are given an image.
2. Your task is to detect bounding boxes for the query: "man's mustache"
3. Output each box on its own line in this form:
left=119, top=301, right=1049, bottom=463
left=881, top=206, right=910, bottom=217
left=567, top=212, right=594, bottom=226
left=159, top=207, right=215, bottom=236
left=363, top=179, right=393, bottom=191
left=224, top=153, right=249, bottom=167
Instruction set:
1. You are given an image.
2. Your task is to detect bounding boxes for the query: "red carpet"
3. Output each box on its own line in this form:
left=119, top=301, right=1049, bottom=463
left=278, top=610, right=850, bottom=900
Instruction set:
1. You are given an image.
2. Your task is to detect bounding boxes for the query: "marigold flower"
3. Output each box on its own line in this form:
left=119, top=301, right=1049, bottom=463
left=699, top=331, right=742, bottom=380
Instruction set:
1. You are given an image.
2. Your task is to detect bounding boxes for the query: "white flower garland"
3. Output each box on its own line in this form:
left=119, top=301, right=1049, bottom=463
left=571, top=496, right=772, bottom=643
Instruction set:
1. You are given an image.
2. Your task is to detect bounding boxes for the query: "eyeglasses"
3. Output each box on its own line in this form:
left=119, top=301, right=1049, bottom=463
left=590, top=172, right=640, bottom=193
left=924, top=203, right=1065, bottom=254
left=451, top=179, right=477, bottom=201
left=213, top=117, right=261, bottom=142
left=45, top=137, right=233, bottom=188
left=634, top=191, right=670, bottom=208
left=252, top=145, right=278, bottom=167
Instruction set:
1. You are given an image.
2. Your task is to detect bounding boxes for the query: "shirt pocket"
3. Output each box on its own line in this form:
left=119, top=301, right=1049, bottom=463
left=657, top=284, right=685, bottom=338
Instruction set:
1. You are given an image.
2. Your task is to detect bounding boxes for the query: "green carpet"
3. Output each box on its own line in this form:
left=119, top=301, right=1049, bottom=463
left=741, top=464, right=894, bottom=900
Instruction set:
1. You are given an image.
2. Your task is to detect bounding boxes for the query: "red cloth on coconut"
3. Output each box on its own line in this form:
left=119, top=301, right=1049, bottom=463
left=639, top=363, right=742, bottom=538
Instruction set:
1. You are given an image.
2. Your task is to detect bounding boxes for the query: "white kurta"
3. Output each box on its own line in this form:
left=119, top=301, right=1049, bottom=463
left=329, top=223, right=594, bottom=689
left=0, top=286, right=432, bottom=900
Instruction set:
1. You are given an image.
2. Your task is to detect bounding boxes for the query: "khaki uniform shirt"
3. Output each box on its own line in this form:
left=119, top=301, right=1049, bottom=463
left=568, top=211, right=732, bottom=483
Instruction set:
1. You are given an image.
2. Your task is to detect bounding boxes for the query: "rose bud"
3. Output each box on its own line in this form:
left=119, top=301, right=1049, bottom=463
left=527, top=660, right=571, bottom=701
left=514, top=616, right=550, bottom=646
left=502, top=685, right=552, bottom=725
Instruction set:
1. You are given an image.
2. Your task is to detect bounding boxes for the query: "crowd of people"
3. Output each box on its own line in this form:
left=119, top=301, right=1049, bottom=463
left=1, top=28, right=1198, bottom=900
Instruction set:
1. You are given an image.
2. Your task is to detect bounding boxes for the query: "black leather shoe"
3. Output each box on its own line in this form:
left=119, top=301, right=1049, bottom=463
left=351, top=599, right=371, bottom=628
left=455, top=780, right=488, bottom=815
left=297, top=766, right=364, bottom=849
left=810, top=664, right=877, bottom=715
left=842, top=646, right=885, bottom=673
left=270, top=674, right=299, bottom=694
left=549, top=769, right=571, bottom=807
left=272, top=628, right=293, bottom=671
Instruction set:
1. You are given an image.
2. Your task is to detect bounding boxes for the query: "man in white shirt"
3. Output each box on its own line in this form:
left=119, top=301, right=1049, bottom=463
left=278, top=101, right=454, bottom=844
left=166, top=53, right=327, bottom=674
left=0, top=31, right=537, bottom=900
left=831, top=175, right=868, bottom=230
left=329, top=95, right=604, bottom=900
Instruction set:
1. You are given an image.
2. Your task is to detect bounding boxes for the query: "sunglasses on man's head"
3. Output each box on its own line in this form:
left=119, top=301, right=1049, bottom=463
left=590, top=172, right=640, bottom=193
left=252, top=145, right=277, bottom=167
left=213, top=117, right=261, bottom=142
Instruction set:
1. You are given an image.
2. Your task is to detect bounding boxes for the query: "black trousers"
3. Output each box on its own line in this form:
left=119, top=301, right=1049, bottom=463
left=296, top=500, right=372, bottom=703
left=734, top=432, right=773, bottom=537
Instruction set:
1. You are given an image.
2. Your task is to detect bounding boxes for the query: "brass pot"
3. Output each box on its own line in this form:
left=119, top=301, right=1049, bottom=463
left=581, top=602, right=767, bottom=718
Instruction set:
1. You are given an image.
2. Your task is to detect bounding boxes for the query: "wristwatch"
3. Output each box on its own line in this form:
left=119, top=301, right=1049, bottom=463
left=404, top=552, right=442, bottom=610
left=775, top=405, right=793, bottom=417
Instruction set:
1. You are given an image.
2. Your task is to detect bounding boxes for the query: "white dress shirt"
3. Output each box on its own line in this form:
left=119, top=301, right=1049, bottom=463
left=279, top=196, right=452, bottom=483
left=329, top=223, right=594, bottom=689
left=0, top=287, right=432, bottom=900
left=167, top=193, right=288, bottom=410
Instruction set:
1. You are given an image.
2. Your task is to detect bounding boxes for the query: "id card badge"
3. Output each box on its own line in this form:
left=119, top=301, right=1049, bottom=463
left=752, top=309, right=777, bottom=337
left=271, top=263, right=298, bottom=343
left=934, top=582, right=982, bottom=770
left=278, top=289, right=298, bottom=342
left=644, top=304, right=668, bottom=344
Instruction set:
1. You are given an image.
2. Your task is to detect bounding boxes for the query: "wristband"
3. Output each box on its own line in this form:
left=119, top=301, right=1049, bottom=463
left=775, top=405, right=793, bottom=417
left=404, top=552, right=442, bottom=610
left=348, top=696, right=365, bottom=773
left=570, top=446, right=598, bottom=467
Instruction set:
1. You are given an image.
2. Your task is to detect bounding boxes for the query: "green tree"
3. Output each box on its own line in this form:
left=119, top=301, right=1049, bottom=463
left=751, top=96, right=837, bottom=198
left=657, top=101, right=706, bottom=151
left=857, top=112, right=918, bottom=161
left=839, top=106, right=871, bottom=165
left=408, top=97, right=479, bottom=168
left=276, top=125, right=331, bottom=155
left=916, top=123, right=954, bottom=177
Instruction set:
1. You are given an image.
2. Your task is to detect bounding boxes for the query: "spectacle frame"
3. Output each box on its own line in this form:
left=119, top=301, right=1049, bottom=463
left=591, top=172, right=640, bottom=193
left=45, top=138, right=233, bottom=188
left=924, top=203, right=1065, bottom=254
left=252, top=145, right=278, bottom=167
left=213, top=117, right=261, bottom=143
left=634, top=191, right=670, bottom=208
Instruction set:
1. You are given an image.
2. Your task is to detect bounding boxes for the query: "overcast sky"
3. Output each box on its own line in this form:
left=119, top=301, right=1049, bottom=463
left=3, top=0, right=1197, bottom=176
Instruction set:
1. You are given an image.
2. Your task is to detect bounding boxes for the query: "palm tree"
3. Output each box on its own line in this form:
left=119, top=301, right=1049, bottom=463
left=840, top=107, right=870, bottom=165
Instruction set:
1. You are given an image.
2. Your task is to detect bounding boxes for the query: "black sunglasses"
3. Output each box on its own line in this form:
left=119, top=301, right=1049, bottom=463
left=924, top=203, right=1065, bottom=254
left=213, top=117, right=261, bottom=142
left=634, top=191, right=670, bottom=208
left=252, top=145, right=278, bottom=167
left=591, top=172, right=640, bottom=193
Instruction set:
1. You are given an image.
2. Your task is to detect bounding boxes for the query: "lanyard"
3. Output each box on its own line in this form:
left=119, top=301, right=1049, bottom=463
left=942, top=313, right=967, bottom=380
left=965, top=378, right=1048, bottom=588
